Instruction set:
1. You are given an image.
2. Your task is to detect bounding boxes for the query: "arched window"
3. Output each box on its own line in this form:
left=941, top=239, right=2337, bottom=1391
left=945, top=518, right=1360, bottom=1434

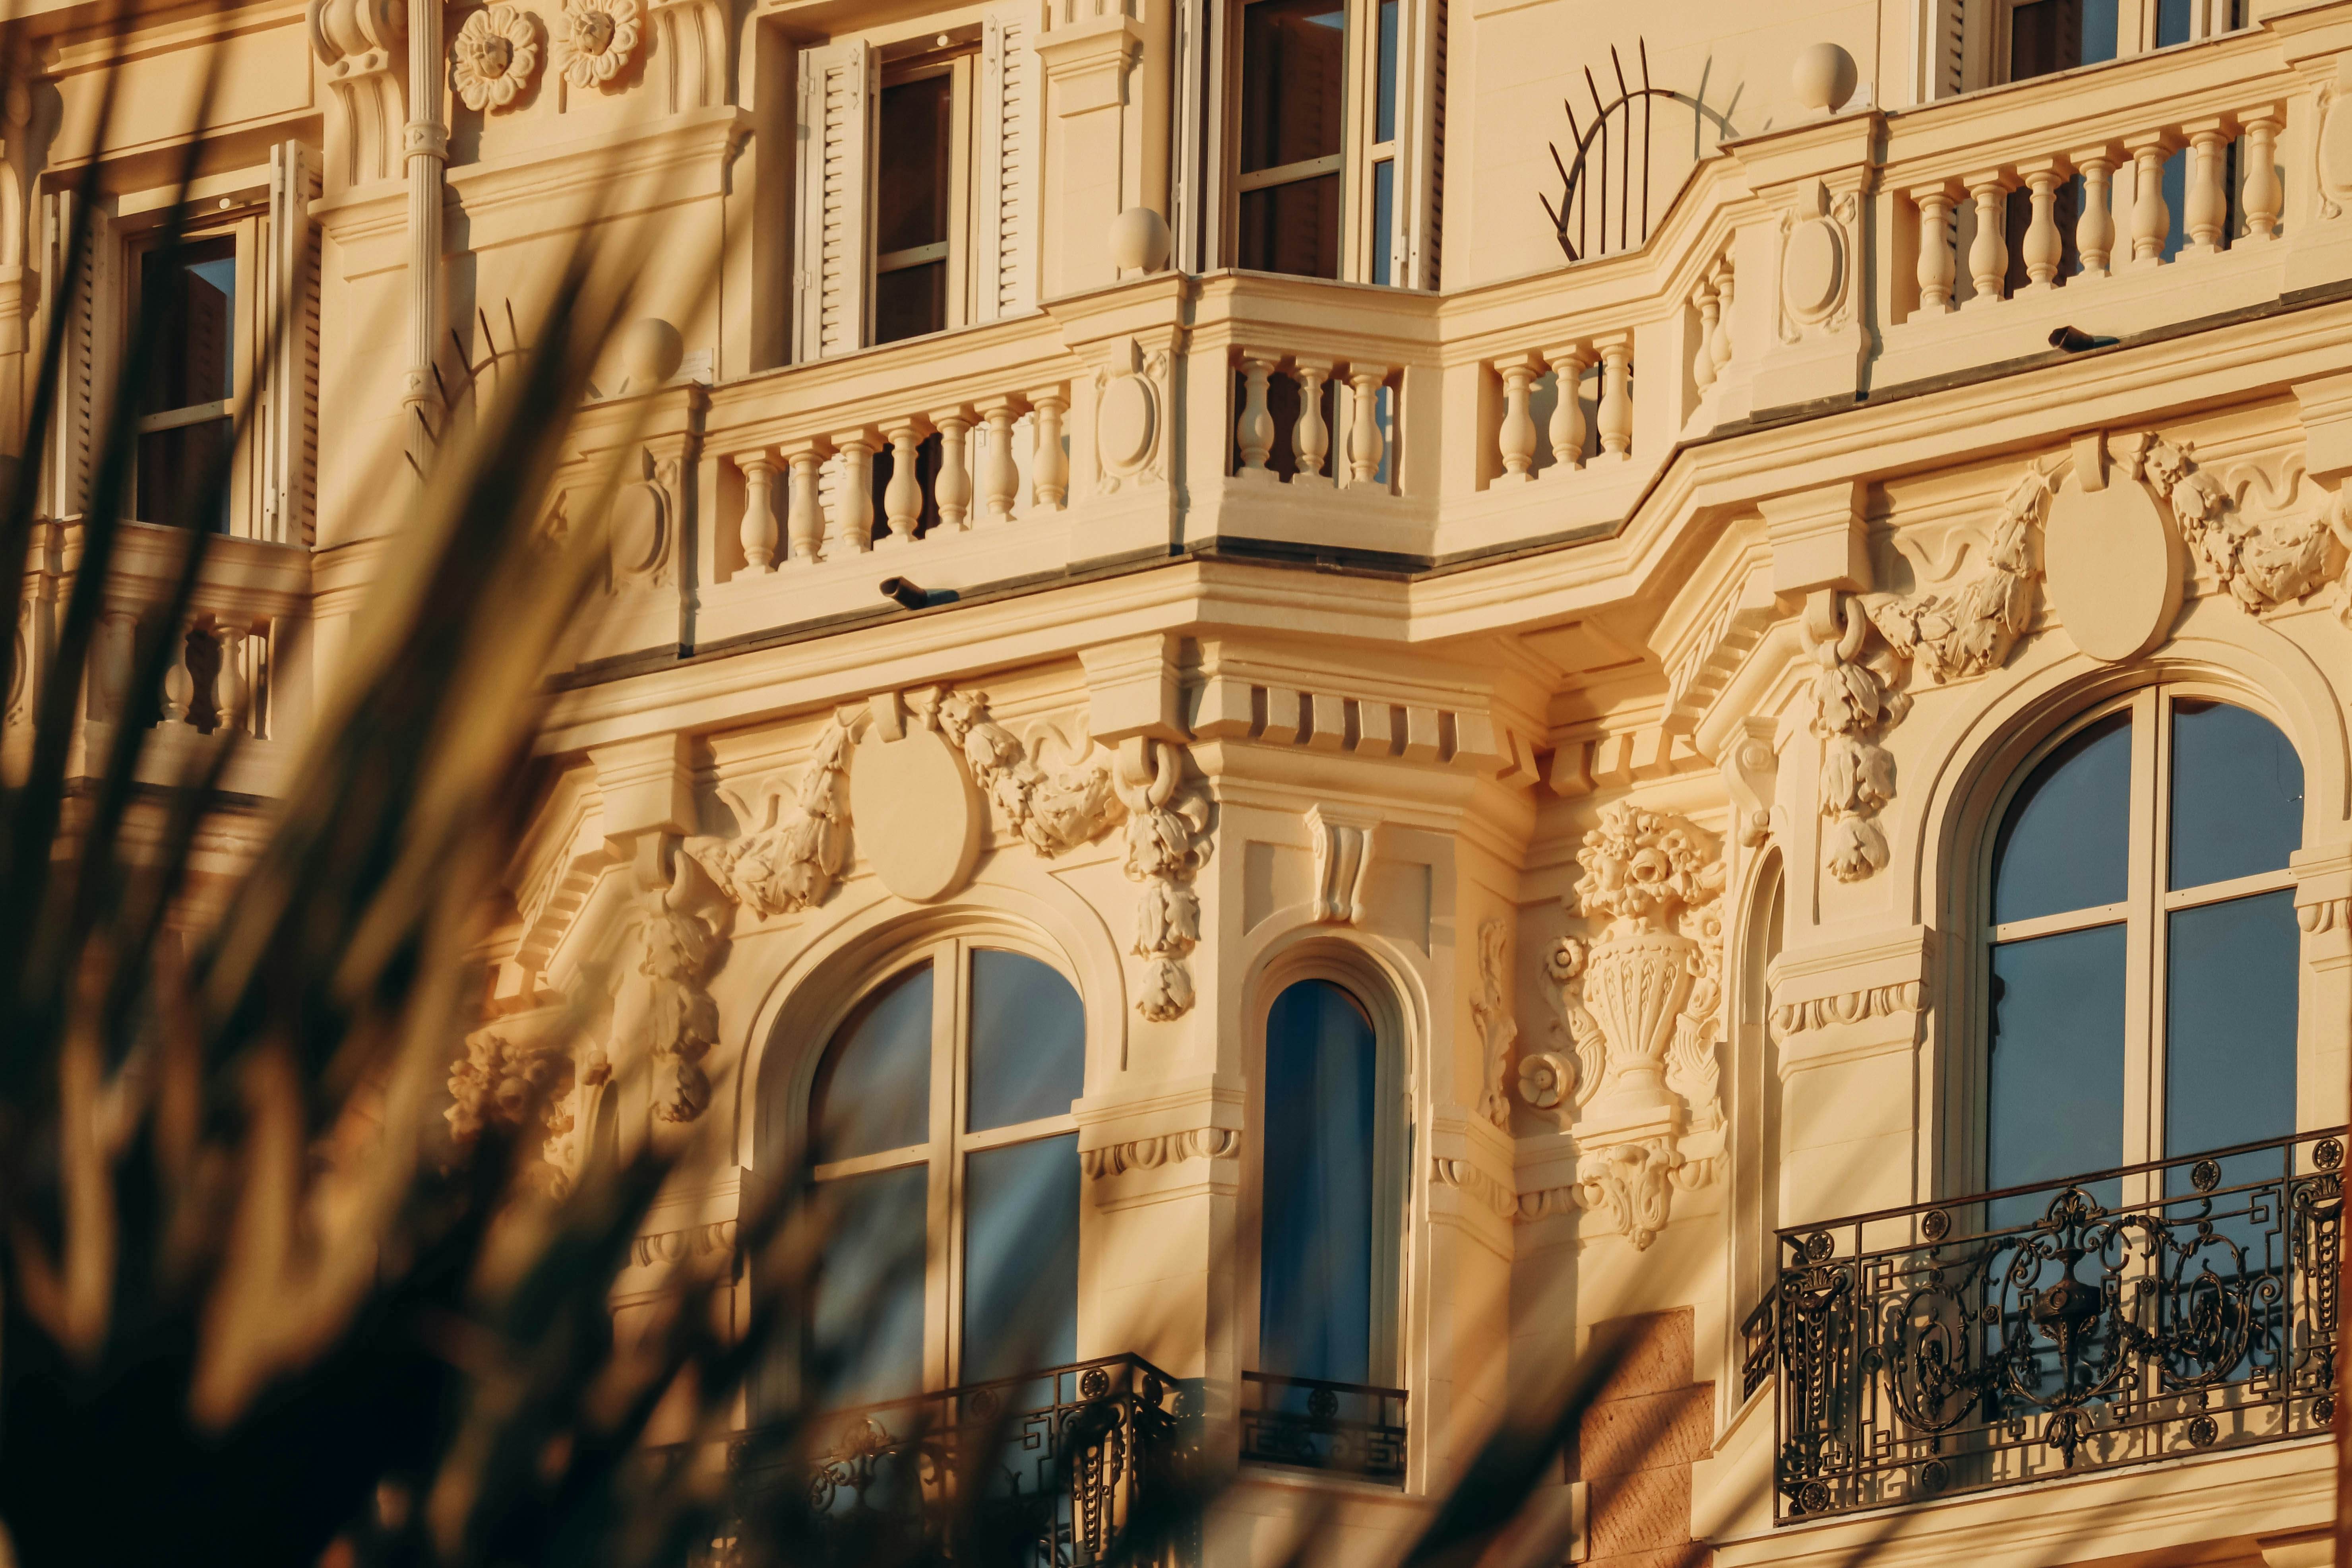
left=1983, top=689, right=2303, bottom=1213
left=1247, top=972, right=1406, bottom=1478
left=799, top=940, right=1086, bottom=1407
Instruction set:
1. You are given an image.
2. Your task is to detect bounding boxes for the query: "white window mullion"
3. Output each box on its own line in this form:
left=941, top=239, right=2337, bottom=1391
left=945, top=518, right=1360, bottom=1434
left=2123, top=688, right=2163, bottom=1182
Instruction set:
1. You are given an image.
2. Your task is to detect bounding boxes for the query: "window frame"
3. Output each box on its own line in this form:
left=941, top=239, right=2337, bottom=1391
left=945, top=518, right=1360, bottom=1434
left=802, top=930, right=1085, bottom=1394
left=1959, top=0, right=2244, bottom=95
left=1239, top=948, right=1410, bottom=1395
left=1961, top=680, right=2304, bottom=1203
left=871, top=42, right=978, bottom=345
left=1219, top=0, right=1420, bottom=285
left=122, top=207, right=264, bottom=536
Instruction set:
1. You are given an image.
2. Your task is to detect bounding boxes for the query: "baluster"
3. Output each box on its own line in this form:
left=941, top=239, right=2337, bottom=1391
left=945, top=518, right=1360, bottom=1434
left=1345, top=364, right=1391, bottom=485
left=736, top=450, right=779, bottom=572
left=1594, top=335, right=1633, bottom=461
left=976, top=397, right=1024, bottom=523
left=2017, top=159, right=2065, bottom=291
left=1910, top=181, right=1959, bottom=314
left=831, top=430, right=877, bottom=554
left=1964, top=171, right=2011, bottom=304
left=1029, top=388, right=1069, bottom=509
left=879, top=418, right=926, bottom=545
left=2182, top=118, right=2230, bottom=255
left=1545, top=344, right=1590, bottom=472
left=2072, top=147, right=2119, bottom=277
left=1709, top=261, right=1735, bottom=378
left=214, top=624, right=248, bottom=734
left=161, top=621, right=195, bottom=727
left=1691, top=286, right=1719, bottom=394
left=932, top=405, right=975, bottom=529
left=2126, top=132, right=2175, bottom=265
left=1235, top=351, right=1278, bottom=481
left=2242, top=109, right=2282, bottom=242
left=1493, top=354, right=1540, bottom=483
left=784, top=439, right=829, bottom=562
left=1292, top=358, right=1333, bottom=486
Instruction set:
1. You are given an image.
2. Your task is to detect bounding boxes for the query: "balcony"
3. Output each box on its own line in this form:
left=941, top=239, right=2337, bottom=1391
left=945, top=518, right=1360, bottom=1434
left=721, top=1355, right=1193, bottom=1568
left=1744, top=1128, right=2342, bottom=1525
left=1238, top=1372, right=1409, bottom=1485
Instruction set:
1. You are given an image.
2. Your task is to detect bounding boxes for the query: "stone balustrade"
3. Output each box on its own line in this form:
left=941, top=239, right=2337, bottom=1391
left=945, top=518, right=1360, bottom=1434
left=1231, top=347, right=1400, bottom=492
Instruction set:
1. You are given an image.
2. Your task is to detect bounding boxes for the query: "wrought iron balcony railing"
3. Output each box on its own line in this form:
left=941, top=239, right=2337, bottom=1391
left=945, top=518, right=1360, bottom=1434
left=1239, top=1371, right=1408, bottom=1484
left=724, top=1355, right=1195, bottom=1568
left=1744, top=1129, right=2342, bottom=1524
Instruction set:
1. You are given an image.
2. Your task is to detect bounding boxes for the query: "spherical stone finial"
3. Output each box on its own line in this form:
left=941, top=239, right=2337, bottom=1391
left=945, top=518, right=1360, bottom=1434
left=1792, top=42, right=1857, bottom=114
left=622, top=317, right=684, bottom=388
left=1108, top=206, right=1172, bottom=274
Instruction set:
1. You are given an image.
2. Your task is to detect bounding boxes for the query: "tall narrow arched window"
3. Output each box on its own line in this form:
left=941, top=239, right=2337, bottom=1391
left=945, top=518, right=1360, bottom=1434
left=1983, top=688, right=2303, bottom=1216
left=791, top=940, right=1086, bottom=1411
left=1247, top=972, right=1405, bottom=1481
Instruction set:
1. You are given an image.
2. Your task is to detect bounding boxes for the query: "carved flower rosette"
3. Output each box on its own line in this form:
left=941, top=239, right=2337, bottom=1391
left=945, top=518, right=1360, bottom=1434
left=453, top=3, right=541, bottom=110
left=552, top=0, right=640, bottom=89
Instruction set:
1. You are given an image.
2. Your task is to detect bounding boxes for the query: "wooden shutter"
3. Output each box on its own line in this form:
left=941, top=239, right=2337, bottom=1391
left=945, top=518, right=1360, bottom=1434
left=41, top=189, right=106, bottom=521
left=1400, top=0, right=1446, bottom=290
left=976, top=4, right=1039, bottom=321
left=794, top=40, right=874, bottom=361
left=264, top=139, right=321, bottom=546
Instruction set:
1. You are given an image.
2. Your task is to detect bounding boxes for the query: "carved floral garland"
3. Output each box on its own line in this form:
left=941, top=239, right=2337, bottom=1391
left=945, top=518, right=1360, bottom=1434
left=1114, top=740, right=1211, bottom=1022
left=1470, top=919, right=1517, bottom=1130
left=936, top=689, right=1124, bottom=855
left=2139, top=435, right=2352, bottom=616
left=452, top=3, right=541, bottom=110
left=446, top=1024, right=576, bottom=1178
left=633, top=894, right=723, bottom=1124
left=690, top=711, right=854, bottom=918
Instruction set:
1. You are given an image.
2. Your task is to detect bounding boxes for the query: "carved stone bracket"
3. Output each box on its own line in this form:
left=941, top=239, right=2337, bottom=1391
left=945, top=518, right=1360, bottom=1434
left=1081, top=1128, right=1239, bottom=1178
left=1113, top=739, right=1212, bottom=1021
left=1306, top=803, right=1377, bottom=923
left=309, top=0, right=408, bottom=187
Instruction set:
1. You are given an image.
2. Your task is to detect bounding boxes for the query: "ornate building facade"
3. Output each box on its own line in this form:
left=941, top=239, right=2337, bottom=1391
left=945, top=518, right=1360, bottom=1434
left=9, top=0, right=2352, bottom=1560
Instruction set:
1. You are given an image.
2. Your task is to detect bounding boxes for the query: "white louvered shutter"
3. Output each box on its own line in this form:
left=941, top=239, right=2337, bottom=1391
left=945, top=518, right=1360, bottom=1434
left=976, top=4, right=1039, bottom=321
left=794, top=40, right=874, bottom=361
left=41, top=190, right=106, bottom=520
left=264, top=139, right=321, bottom=546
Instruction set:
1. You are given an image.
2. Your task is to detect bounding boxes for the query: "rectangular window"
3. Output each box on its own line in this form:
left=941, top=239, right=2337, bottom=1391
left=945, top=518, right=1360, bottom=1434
left=1237, top=0, right=1346, bottom=278
left=133, top=229, right=246, bottom=534
left=874, top=66, right=957, bottom=344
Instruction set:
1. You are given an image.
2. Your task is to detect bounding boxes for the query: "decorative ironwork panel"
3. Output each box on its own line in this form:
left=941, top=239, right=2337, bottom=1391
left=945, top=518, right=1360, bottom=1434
left=1239, top=1372, right=1408, bottom=1484
left=726, top=1354, right=1195, bottom=1568
left=1755, top=1130, right=2342, bottom=1523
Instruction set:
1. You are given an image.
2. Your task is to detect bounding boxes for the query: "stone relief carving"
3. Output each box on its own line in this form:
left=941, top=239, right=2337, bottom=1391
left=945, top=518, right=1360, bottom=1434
left=1114, top=740, right=1212, bottom=1022
left=624, top=891, right=723, bottom=1124
left=632, top=1220, right=736, bottom=1267
left=936, top=688, right=1124, bottom=855
left=1539, top=803, right=1726, bottom=1250
left=1081, top=1128, right=1239, bottom=1178
left=1540, top=936, right=1606, bottom=1112
left=689, top=710, right=856, bottom=918
left=551, top=0, right=639, bottom=88
left=1471, top=918, right=1517, bottom=1130
left=1306, top=804, right=1377, bottom=924
left=1865, top=470, right=2049, bottom=683
left=1807, top=593, right=1910, bottom=884
left=451, top=3, right=540, bottom=110
left=2300, top=897, right=2351, bottom=935
left=446, top=1022, right=577, bottom=1182
left=1769, top=980, right=1926, bottom=1039
left=2143, top=437, right=2352, bottom=616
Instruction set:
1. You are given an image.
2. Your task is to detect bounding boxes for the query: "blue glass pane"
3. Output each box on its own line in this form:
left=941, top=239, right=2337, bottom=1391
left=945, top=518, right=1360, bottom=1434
left=2166, top=890, right=2298, bottom=1162
left=812, top=964, right=932, bottom=1161
left=1372, top=160, right=1395, bottom=287
left=2084, top=0, right=2118, bottom=62
left=967, top=950, right=1085, bottom=1132
left=1375, top=0, right=1399, bottom=143
left=2156, top=0, right=2191, bottom=45
left=1988, top=924, right=2126, bottom=1227
left=2170, top=700, right=2303, bottom=891
left=2162, top=148, right=2187, bottom=262
left=961, top=1134, right=1079, bottom=1383
left=812, top=1164, right=928, bottom=1407
left=1259, top=980, right=1377, bottom=1384
left=1993, top=711, right=2132, bottom=926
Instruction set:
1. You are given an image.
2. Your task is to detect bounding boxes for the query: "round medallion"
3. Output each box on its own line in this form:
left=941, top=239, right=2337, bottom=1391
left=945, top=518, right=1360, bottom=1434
left=1782, top=219, right=1843, bottom=320
left=1097, top=373, right=1156, bottom=473
left=2043, top=473, right=2184, bottom=662
left=849, top=723, right=981, bottom=902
